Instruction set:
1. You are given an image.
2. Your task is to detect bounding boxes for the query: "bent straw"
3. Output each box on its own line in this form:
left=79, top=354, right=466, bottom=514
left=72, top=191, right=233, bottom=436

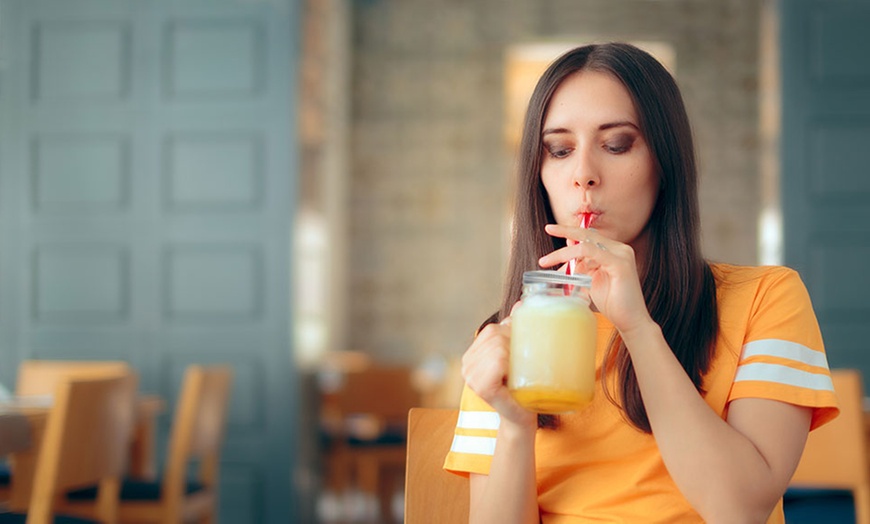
left=567, top=213, right=592, bottom=275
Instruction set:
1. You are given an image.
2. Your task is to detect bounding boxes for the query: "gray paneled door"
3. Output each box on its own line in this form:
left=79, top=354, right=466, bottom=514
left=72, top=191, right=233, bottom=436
left=0, top=1, right=298, bottom=522
left=780, top=1, right=870, bottom=376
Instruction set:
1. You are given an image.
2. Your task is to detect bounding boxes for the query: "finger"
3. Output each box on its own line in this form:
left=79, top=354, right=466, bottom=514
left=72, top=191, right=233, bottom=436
left=543, top=240, right=620, bottom=271
left=538, top=241, right=594, bottom=268
left=463, top=341, right=510, bottom=392
left=462, top=340, right=506, bottom=382
left=546, top=223, right=610, bottom=247
left=544, top=223, right=574, bottom=240
left=470, top=322, right=510, bottom=354
left=538, top=250, right=572, bottom=269
left=476, top=321, right=509, bottom=340
left=464, top=325, right=503, bottom=368
left=545, top=223, right=600, bottom=241
left=536, top=260, right=571, bottom=273
left=541, top=226, right=608, bottom=258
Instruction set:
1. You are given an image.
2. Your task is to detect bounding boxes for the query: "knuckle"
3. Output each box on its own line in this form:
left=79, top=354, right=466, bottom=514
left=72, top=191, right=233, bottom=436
left=478, top=323, right=497, bottom=338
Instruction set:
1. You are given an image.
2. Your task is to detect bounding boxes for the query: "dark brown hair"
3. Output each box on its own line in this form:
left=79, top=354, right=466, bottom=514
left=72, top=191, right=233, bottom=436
left=486, top=43, right=718, bottom=433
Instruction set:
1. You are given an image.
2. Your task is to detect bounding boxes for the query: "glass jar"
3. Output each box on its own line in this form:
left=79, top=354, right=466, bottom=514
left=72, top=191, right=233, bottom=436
left=509, top=270, right=596, bottom=414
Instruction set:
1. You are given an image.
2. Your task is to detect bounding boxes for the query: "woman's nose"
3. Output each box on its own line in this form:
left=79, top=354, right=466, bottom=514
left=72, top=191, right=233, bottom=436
left=572, top=150, right=600, bottom=188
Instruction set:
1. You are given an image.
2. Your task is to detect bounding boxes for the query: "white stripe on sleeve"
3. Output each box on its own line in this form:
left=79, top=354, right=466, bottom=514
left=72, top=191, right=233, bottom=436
left=741, top=339, right=829, bottom=368
left=734, top=362, right=834, bottom=391
left=456, top=410, right=500, bottom=430
left=450, top=434, right=497, bottom=456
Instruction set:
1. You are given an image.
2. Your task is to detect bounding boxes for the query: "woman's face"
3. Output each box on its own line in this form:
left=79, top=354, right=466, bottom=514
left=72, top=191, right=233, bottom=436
left=540, top=70, right=659, bottom=257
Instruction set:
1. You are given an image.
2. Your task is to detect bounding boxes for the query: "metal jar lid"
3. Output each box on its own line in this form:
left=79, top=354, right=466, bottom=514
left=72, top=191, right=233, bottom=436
left=522, top=270, right=592, bottom=287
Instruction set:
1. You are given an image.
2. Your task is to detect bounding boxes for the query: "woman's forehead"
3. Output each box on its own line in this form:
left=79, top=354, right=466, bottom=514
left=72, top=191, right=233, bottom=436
left=543, top=70, right=639, bottom=129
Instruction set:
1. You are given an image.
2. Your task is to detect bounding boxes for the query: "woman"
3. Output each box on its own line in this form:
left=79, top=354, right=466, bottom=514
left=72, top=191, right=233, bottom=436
left=445, top=43, right=838, bottom=523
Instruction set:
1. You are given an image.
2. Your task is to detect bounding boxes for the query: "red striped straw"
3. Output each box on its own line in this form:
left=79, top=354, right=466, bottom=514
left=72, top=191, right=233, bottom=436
left=567, top=213, right=591, bottom=275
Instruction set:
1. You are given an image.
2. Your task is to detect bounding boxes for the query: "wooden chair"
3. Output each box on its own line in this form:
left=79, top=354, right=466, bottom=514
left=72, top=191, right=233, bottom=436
left=785, top=369, right=870, bottom=524
left=62, top=365, right=233, bottom=524
left=0, top=360, right=134, bottom=503
left=321, top=365, right=422, bottom=523
left=404, top=408, right=469, bottom=524
left=0, top=373, right=137, bottom=524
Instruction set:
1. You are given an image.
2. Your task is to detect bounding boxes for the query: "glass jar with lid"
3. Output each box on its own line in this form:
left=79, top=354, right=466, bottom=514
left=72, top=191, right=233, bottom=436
left=509, top=270, right=596, bottom=414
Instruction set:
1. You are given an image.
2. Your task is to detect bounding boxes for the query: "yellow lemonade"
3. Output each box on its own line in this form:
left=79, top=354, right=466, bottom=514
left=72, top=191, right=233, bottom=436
left=509, top=292, right=597, bottom=414
left=510, top=387, right=593, bottom=414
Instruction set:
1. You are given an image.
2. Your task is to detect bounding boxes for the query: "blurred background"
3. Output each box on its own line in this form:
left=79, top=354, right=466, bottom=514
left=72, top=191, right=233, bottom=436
left=0, top=0, right=867, bottom=522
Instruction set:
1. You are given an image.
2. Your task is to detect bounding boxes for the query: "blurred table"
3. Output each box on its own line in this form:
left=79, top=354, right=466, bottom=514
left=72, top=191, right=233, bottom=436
left=1, top=395, right=163, bottom=511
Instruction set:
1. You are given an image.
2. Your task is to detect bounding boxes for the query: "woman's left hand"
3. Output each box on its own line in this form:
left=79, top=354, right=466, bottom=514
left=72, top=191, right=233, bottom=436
left=539, top=224, right=653, bottom=336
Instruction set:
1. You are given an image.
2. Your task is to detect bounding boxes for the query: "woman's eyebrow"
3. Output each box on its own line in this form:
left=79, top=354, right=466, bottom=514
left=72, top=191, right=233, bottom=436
left=599, top=121, right=638, bottom=131
left=542, top=127, right=571, bottom=136
left=542, top=121, right=638, bottom=136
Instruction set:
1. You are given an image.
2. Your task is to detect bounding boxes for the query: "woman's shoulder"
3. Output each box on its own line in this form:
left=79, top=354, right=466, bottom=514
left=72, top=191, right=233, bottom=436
left=709, top=263, right=811, bottom=312
left=709, top=262, right=802, bottom=291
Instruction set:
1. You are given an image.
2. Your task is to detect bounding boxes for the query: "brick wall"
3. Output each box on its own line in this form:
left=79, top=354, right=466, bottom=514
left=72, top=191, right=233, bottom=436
left=345, top=0, right=762, bottom=363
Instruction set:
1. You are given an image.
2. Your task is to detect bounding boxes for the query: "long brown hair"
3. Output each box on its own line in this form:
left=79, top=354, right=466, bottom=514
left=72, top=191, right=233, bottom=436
left=488, top=43, right=718, bottom=433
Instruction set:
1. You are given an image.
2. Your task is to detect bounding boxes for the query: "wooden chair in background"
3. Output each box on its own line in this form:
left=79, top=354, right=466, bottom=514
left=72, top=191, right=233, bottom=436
left=785, top=368, right=870, bottom=524
left=321, top=365, right=422, bottom=523
left=0, top=373, right=137, bottom=524
left=0, top=360, right=134, bottom=504
left=62, top=365, right=233, bottom=524
left=404, top=408, right=468, bottom=524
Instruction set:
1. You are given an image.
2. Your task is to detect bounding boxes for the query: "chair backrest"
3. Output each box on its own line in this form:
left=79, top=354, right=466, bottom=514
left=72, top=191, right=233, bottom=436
left=164, top=365, right=234, bottom=497
left=790, top=368, right=870, bottom=523
left=334, top=366, right=421, bottom=423
left=404, top=408, right=469, bottom=524
left=15, top=360, right=132, bottom=397
left=28, top=373, right=137, bottom=524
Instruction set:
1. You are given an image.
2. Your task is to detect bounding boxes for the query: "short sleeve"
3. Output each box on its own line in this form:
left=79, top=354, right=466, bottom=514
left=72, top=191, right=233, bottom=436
left=728, top=267, right=839, bottom=430
left=442, top=384, right=500, bottom=477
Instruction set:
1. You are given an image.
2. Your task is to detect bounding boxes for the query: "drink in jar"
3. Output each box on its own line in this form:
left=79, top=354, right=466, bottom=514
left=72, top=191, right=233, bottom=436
left=509, top=270, right=596, bottom=413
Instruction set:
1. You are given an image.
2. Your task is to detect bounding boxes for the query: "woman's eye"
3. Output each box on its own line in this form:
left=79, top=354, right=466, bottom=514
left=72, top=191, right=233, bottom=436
left=546, top=146, right=572, bottom=159
left=603, top=135, right=635, bottom=154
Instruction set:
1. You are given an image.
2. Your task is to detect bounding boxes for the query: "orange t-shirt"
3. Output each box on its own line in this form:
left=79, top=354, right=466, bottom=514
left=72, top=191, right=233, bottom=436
left=444, top=264, right=839, bottom=523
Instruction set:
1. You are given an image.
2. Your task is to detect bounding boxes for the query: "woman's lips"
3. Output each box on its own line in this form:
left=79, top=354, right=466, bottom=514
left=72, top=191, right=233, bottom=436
left=578, top=212, right=598, bottom=228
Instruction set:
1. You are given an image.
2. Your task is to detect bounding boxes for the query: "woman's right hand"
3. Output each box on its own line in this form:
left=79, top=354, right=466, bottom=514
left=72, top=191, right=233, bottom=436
left=461, top=312, right=537, bottom=430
